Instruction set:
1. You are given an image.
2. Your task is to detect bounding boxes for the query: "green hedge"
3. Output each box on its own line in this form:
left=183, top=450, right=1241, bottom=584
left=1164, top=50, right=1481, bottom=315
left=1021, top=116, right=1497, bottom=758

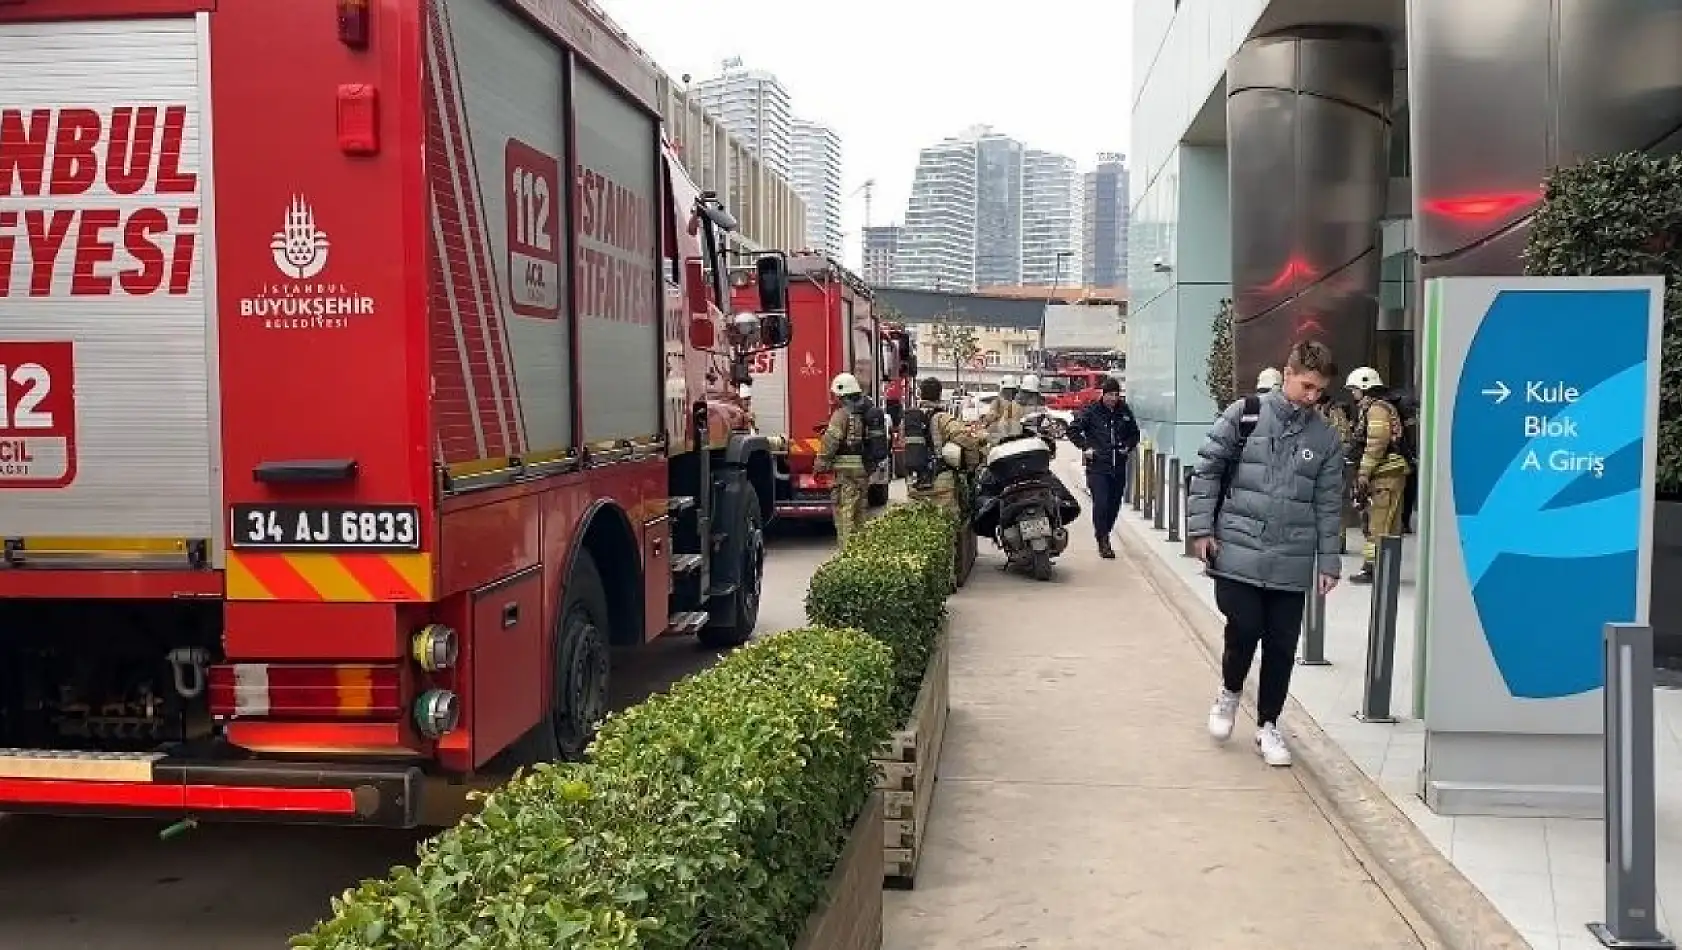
left=1523, top=152, right=1682, bottom=492
left=805, top=502, right=956, bottom=721
left=292, top=626, right=895, bottom=950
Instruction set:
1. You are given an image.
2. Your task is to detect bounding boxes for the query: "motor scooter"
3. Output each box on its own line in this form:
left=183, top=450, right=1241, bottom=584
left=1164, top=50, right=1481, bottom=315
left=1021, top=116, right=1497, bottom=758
left=971, top=419, right=1081, bottom=580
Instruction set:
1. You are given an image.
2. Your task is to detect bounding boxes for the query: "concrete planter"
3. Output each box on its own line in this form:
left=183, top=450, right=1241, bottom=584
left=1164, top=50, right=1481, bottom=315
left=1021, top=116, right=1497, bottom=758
left=1653, top=500, right=1682, bottom=665
left=873, top=623, right=951, bottom=889
left=794, top=792, right=884, bottom=950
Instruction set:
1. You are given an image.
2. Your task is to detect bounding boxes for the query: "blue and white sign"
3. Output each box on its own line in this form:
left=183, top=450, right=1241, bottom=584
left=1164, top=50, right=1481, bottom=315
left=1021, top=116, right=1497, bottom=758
left=1418, top=275, right=1664, bottom=817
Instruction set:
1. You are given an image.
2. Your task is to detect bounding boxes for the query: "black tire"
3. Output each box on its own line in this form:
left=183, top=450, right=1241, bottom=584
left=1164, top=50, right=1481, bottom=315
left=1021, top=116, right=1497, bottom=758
left=867, top=481, right=890, bottom=508
left=504, top=549, right=612, bottom=766
left=1030, top=549, right=1054, bottom=581
left=699, top=483, right=764, bottom=649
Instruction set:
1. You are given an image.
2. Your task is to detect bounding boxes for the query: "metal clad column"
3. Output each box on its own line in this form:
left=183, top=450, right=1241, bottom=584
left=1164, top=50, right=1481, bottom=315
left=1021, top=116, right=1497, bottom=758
left=1409, top=0, right=1682, bottom=282
left=1227, top=28, right=1392, bottom=388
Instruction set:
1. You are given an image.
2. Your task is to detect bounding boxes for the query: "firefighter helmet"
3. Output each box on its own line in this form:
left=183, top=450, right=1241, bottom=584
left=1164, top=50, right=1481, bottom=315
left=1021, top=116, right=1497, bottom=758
left=999, top=374, right=1019, bottom=391
left=830, top=372, right=863, bottom=397
left=1018, top=373, right=1042, bottom=394
left=1346, top=366, right=1384, bottom=391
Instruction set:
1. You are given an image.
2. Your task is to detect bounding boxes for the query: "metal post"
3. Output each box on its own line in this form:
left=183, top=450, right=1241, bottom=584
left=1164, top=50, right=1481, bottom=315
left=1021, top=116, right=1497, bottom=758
left=1152, top=452, right=1167, bottom=530
left=1182, top=470, right=1197, bottom=558
left=1355, top=534, right=1401, bottom=723
left=1589, top=623, right=1673, bottom=949
left=1298, top=584, right=1330, bottom=666
left=1129, top=449, right=1143, bottom=510
left=1166, top=458, right=1182, bottom=543
left=1138, top=447, right=1153, bottom=514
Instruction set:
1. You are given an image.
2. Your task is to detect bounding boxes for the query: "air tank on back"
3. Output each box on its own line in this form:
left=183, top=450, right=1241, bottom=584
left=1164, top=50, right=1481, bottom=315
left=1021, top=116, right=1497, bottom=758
left=1408, top=0, right=1682, bottom=282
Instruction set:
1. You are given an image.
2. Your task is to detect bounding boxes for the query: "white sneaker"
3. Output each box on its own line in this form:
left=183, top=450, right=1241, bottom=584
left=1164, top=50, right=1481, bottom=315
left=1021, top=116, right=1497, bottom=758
left=1207, top=690, right=1240, bottom=741
left=1255, top=723, right=1292, bottom=767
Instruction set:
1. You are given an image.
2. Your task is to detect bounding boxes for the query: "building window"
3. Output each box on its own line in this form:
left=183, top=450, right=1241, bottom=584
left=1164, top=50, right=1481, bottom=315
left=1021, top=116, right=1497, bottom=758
left=985, top=350, right=1001, bottom=366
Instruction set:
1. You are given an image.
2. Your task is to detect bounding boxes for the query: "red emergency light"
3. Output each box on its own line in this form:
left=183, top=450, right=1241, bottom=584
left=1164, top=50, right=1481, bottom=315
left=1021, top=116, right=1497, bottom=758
left=1420, top=191, right=1537, bottom=221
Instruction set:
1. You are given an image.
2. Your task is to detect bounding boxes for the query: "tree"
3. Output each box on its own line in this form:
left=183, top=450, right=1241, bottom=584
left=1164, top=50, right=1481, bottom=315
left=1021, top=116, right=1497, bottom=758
left=1206, top=297, right=1237, bottom=408
left=928, top=314, right=980, bottom=379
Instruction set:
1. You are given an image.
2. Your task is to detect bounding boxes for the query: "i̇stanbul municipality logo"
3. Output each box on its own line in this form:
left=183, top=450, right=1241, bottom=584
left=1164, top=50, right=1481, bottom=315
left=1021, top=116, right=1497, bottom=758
left=270, top=196, right=331, bottom=280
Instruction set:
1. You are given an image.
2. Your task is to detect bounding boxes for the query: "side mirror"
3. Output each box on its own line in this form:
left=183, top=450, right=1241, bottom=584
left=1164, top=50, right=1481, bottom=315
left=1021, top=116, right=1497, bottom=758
left=683, top=259, right=709, bottom=316
left=688, top=317, right=715, bottom=350
left=758, top=312, right=792, bottom=349
left=905, top=352, right=919, bottom=377
left=897, top=336, right=912, bottom=365
left=754, top=253, right=788, bottom=314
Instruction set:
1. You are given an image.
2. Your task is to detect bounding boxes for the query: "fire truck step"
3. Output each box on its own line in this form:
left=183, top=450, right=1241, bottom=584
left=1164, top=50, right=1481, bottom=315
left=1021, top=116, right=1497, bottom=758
left=671, top=554, right=703, bottom=574
left=664, top=611, right=710, bottom=634
left=0, top=748, right=164, bottom=782
left=668, top=496, right=696, bottom=514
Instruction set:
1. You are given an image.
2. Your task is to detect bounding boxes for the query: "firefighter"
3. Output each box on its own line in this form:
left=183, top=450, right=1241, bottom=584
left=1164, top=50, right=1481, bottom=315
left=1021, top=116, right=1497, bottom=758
left=1345, top=366, right=1411, bottom=584
left=815, top=372, right=871, bottom=546
left=982, top=373, right=1026, bottom=439
left=904, top=376, right=983, bottom=519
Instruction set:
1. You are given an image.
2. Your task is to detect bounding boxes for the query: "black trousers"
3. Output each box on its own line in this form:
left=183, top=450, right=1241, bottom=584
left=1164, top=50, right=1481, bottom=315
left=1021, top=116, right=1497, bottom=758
left=1212, top=577, right=1306, bottom=727
left=1085, top=467, right=1124, bottom=540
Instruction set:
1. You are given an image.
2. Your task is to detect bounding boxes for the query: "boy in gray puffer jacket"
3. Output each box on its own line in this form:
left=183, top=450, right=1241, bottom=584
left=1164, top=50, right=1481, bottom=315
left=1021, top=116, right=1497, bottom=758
left=1186, top=340, right=1345, bottom=767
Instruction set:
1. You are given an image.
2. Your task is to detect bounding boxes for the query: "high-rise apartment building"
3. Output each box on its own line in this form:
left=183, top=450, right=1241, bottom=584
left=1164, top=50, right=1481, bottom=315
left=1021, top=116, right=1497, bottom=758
left=862, top=226, right=902, bottom=287
left=1082, top=153, right=1129, bottom=290
left=791, top=119, right=843, bottom=257
left=896, top=135, right=979, bottom=291
left=1023, top=150, right=1082, bottom=287
left=973, top=130, right=1025, bottom=288
left=693, top=59, right=794, bottom=180
left=894, top=127, right=1081, bottom=292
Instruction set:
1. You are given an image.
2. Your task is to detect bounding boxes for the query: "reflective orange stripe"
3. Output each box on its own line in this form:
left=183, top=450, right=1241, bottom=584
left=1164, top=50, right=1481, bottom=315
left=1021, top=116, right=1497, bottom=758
left=226, top=553, right=433, bottom=602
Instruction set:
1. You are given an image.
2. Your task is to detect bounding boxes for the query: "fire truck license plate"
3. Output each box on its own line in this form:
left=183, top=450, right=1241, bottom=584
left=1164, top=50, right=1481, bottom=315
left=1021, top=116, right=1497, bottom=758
left=230, top=504, right=421, bottom=551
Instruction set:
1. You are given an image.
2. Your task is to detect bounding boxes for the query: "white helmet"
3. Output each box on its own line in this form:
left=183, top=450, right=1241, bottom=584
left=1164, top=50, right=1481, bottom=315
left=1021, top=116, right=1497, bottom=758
left=1018, top=373, right=1041, bottom=394
left=999, top=374, right=1019, bottom=391
left=830, top=372, right=862, bottom=397
left=1256, top=367, right=1282, bottom=392
left=1346, top=366, right=1384, bottom=391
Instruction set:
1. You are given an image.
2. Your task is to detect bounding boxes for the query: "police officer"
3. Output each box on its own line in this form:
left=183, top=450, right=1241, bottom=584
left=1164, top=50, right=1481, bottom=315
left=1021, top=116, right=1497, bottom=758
left=982, top=373, right=1026, bottom=438
left=905, top=377, right=983, bottom=519
left=1068, top=376, right=1140, bottom=558
left=1345, top=366, right=1410, bottom=584
left=816, top=372, right=872, bottom=546
left=1255, top=367, right=1282, bottom=395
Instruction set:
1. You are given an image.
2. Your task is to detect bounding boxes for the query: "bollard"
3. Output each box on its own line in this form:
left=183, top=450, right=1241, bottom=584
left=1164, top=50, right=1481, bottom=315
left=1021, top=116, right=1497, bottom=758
left=1181, top=470, right=1197, bottom=558
left=1298, top=586, right=1330, bottom=666
left=1355, top=534, right=1402, bottom=723
left=1141, top=447, right=1155, bottom=517
left=1152, top=452, right=1168, bottom=530
left=1129, top=449, right=1143, bottom=510
left=1166, top=458, right=1182, bottom=543
left=1588, top=623, right=1674, bottom=949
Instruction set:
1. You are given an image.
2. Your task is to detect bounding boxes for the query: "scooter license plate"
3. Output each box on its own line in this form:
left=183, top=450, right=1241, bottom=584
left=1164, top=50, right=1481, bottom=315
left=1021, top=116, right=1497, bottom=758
left=1019, top=516, right=1052, bottom=540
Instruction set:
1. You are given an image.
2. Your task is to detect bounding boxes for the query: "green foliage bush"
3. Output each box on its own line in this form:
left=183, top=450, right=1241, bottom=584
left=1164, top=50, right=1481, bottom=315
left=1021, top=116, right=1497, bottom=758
left=805, top=502, right=956, bottom=721
left=1524, top=152, right=1682, bottom=492
left=292, top=626, right=896, bottom=950
left=1206, top=297, right=1237, bottom=409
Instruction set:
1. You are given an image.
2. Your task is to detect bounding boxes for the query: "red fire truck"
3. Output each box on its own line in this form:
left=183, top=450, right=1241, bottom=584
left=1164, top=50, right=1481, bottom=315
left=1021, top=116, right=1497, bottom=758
left=734, top=252, right=907, bottom=519
left=0, top=0, right=789, bottom=827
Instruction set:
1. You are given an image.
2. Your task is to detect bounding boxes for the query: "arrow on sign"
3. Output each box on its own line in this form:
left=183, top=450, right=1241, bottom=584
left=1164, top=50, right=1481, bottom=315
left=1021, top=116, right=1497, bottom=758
left=1481, top=380, right=1511, bottom=404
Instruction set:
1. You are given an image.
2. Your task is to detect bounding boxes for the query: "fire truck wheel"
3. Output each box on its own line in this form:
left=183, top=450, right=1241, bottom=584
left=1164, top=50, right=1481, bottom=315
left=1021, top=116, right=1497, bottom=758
left=699, top=484, right=764, bottom=649
left=554, top=549, right=612, bottom=758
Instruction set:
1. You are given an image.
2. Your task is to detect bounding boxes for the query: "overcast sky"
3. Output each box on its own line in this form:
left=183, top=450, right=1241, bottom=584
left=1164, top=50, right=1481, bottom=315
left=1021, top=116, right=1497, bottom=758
left=596, top=0, right=1133, bottom=268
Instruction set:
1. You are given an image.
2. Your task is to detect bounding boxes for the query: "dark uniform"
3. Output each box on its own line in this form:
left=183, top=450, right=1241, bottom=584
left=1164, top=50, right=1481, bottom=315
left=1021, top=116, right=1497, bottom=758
left=1068, top=390, right=1140, bottom=557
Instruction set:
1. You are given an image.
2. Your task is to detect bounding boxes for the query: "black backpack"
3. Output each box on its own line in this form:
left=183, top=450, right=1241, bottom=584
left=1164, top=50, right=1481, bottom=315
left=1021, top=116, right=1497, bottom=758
left=901, top=405, right=937, bottom=488
left=1214, top=395, right=1262, bottom=517
left=860, top=402, right=890, bottom=473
